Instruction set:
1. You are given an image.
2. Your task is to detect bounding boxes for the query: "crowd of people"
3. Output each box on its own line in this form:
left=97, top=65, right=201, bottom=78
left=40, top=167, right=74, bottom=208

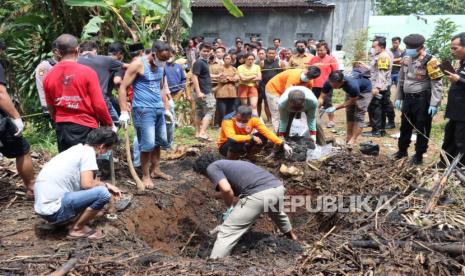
left=0, top=30, right=464, bottom=258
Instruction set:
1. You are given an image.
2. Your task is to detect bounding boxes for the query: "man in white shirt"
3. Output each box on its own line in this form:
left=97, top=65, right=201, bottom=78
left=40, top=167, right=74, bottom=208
left=34, top=127, right=121, bottom=240
left=333, top=44, right=345, bottom=71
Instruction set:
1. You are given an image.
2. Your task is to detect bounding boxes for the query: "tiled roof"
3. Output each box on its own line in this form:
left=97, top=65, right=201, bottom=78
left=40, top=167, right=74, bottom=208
left=191, top=0, right=335, bottom=9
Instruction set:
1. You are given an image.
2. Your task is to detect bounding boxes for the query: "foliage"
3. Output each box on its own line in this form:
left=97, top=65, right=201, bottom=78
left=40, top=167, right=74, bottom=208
left=426, top=18, right=458, bottom=63
left=344, top=28, right=369, bottom=69
left=375, top=0, right=465, bottom=15
left=222, top=0, right=244, bottom=17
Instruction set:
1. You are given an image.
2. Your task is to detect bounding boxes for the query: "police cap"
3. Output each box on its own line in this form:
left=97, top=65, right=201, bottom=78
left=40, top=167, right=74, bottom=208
left=403, top=34, right=425, bottom=49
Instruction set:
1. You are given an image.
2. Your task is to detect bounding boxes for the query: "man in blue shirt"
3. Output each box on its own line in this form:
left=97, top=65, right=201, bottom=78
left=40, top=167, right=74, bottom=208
left=118, top=41, right=174, bottom=189
left=164, top=54, right=186, bottom=147
left=320, top=71, right=373, bottom=146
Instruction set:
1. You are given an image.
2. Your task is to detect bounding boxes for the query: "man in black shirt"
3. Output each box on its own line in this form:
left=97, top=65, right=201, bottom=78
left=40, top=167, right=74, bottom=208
left=0, top=54, right=35, bottom=198
left=193, top=152, right=297, bottom=259
left=441, top=33, right=465, bottom=167
left=192, top=43, right=215, bottom=141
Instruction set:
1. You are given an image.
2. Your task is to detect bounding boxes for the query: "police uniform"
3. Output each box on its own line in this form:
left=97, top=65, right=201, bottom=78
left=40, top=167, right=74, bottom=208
left=35, top=59, right=57, bottom=114
left=441, top=60, right=465, bottom=166
left=367, top=50, right=393, bottom=134
left=395, top=34, right=444, bottom=163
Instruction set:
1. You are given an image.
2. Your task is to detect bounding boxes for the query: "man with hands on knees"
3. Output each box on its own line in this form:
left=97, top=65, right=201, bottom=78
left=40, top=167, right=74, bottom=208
left=34, top=127, right=121, bottom=240
left=277, top=86, right=318, bottom=142
left=393, top=34, right=443, bottom=165
left=193, top=152, right=297, bottom=259
left=217, top=105, right=293, bottom=160
left=320, top=71, right=373, bottom=145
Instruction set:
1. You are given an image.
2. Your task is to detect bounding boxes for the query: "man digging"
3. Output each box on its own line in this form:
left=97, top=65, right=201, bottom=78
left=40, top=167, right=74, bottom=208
left=193, top=152, right=297, bottom=258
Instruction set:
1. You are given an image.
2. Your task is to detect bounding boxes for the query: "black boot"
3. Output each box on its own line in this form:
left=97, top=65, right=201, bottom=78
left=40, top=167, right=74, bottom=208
left=385, top=122, right=396, bottom=129
left=392, top=150, right=408, bottom=160
left=362, top=130, right=381, bottom=137
left=410, top=153, right=423, bottom=165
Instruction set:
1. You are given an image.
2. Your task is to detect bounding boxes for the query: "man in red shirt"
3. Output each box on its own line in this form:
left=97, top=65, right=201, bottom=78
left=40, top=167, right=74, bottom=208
left=44, top=34, right=113, bottom=152
left=309, top=42, right=338, bottom=128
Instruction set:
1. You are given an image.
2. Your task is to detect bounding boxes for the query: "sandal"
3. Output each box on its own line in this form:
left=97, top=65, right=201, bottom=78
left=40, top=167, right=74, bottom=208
left=67, top=229, right=106, bottom=240
left=197, top=136, right=213, bottom=142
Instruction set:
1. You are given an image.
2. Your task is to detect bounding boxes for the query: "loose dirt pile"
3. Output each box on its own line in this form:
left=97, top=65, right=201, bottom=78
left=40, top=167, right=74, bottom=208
left=1, top=146, right=465, bottom=275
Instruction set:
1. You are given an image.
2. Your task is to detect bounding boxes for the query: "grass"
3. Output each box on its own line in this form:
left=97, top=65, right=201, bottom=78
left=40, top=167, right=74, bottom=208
left=332, top=89, right=346, bottom=104
left=23, top=121, right=58, bottom=155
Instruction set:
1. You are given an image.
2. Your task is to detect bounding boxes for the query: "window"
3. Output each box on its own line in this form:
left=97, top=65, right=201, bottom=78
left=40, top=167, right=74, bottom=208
left=203, top=32, right=219, bottom=38
left=245, top=33, right=261, bottom=38
left=296, top=33, right=313, bottom=40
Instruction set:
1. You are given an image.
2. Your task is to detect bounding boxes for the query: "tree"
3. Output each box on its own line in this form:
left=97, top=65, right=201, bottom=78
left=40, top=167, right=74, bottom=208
left=426, top=18, right=458, bottom=63
left=376, top=0, right=465, bottom=15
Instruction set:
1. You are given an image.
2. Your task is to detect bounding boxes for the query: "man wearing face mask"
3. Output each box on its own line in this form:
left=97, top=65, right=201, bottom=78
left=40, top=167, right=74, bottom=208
left=118, top=40, right=174, bottom=189
left=289, top=40, right=313, bottom=69
left=265, top=66, right=320, bottom=132
left=43, top=34, right=113, bottom=153
left=393, top=34, right=444, bottom=165
left=217, top=105, right=292, bottom=160
left=277, top=86, right=318, bottom=141
left=364, top=36, right=393, bottom=137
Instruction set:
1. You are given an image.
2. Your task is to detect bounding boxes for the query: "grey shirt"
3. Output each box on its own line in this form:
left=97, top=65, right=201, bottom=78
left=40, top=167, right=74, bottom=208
left=206, top=160, right=282, bottom=197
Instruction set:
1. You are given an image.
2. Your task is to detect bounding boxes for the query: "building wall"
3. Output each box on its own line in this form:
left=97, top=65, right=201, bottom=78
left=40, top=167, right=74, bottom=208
left=191, top=0, right=371, bottom=50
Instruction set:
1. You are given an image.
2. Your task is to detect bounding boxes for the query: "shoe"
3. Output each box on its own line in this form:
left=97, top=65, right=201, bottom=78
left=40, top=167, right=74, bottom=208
left=409, top=153, right=423, bottom=165
left=326, top=121, right=335, bottom=128
left=362, top=131, right=381, bottom=137
left=392, top=151, right=408, bottom=160
left=385, top=122, right=395, bottom=129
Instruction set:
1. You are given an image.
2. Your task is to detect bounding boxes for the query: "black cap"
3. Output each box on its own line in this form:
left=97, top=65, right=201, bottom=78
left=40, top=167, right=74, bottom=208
left=128, top=43, right=144, bottom=53
left=403, top=34, right=425, bottom=49
left=306, top=65, right=321, bottom=79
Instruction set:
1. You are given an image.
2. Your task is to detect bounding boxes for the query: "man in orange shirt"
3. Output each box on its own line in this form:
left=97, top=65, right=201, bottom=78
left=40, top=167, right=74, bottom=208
left=265, top=66, right=320, bottom=132
left=218, top=105, right=292, bottom=160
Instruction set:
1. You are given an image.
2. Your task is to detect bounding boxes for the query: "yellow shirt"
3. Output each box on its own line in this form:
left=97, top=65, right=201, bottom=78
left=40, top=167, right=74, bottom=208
left=289, top=53, right=313, bottom=69
left=237, top=64, right=261, bottom=86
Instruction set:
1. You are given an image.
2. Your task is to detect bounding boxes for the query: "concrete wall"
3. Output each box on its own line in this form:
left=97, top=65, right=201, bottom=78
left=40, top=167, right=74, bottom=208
left=190, top=0, right=371, bottom=50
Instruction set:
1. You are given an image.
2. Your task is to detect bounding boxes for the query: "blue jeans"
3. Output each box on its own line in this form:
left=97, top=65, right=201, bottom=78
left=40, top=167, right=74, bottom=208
left=42, top=186, right=111, bottom=224
left=132, top=107, right=169, bottom=152
left=133, top=136, right=141, bottom=167
left=391, top=73, right=399, bottom=86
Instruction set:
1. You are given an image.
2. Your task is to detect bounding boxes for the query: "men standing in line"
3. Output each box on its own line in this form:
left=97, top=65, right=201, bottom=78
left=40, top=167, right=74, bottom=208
left=35, top=40, right=60, bottom=116
left=440, top=32, right=465, bottom=167
left=77, top=41, right=124, bottom=126
left=192, top=152, right=297, bottom=259
left=192, top=43, right=215, bottom=141
left=0, top=43, right=35, bottom=198
left=364, top=37, right=393, bottom=137
left=393, top=34, right=444, bottom=165
left=43, top=34, right=113, bottom=153
left=118, top=40, right=174, bottom=189
left=273, top=38, right=284, bottom=58
left=289, top=40, right=313, bottom=69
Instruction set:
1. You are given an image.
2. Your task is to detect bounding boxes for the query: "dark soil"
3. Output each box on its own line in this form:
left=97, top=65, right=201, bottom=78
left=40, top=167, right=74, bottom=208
left=1, top=145, right=464, bottom=275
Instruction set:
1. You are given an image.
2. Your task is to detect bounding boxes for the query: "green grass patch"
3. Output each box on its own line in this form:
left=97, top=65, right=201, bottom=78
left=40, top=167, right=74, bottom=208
left=332, top=89, right=346, bottom=104
left=23, top=121, right=58, bottom=155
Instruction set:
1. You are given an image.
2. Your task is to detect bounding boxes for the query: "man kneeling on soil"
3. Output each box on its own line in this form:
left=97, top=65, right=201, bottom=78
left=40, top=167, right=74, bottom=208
left=193, top=152, right=297, bottom=258
left=34, top=127, right=121, bottom=240
left=217, top=105, right=293, bottom=160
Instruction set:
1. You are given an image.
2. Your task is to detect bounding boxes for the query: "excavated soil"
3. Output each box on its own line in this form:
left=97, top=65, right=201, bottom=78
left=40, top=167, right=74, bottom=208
left=1, top=144, right=465, bottom=275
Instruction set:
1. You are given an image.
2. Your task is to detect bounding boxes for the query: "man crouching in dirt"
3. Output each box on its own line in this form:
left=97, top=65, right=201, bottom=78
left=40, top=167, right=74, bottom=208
left=217, top=105, right=293, bottom=160
left=193, top=152, right=297, bottom=258
left=34, top=127, right=121, bottom=240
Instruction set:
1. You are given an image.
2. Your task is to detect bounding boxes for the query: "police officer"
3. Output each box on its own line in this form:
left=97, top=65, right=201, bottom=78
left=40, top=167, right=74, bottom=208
left=364, top=36, right=393, bottom=137
left=394, top=34, right=444, bottom=165
left=440, top=32, right=465, bottom=167
left=35, top=40, right=60, bottom=115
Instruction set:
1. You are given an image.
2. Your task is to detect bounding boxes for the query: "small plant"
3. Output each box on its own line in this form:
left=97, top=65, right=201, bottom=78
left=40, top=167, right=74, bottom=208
left=343, top=28, right=369, bottom=70
left=426, top=18, right=458, bottom=63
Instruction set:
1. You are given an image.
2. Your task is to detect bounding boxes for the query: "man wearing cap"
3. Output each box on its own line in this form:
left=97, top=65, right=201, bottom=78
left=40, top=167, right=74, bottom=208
left=364, top=36, right=393, bottom=137
left=393, top=34, right=444, bottom=165
left=265, top=66, right=320, bottom=132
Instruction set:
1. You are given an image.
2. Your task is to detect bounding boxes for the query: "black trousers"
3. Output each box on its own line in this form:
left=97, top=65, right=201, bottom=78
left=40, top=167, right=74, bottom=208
left=217, top=98, right=239, bottom=123
left=368, top=90, right=390, bottom=131
left=219, top=133, right=267, bottom=156
left=385, top=88, right=395, bottom=123
left=398, top=92, right=432, bottom=155
left=440, top=119, right=465, bottom=166
left=56, top=122, right=93, bottom=153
